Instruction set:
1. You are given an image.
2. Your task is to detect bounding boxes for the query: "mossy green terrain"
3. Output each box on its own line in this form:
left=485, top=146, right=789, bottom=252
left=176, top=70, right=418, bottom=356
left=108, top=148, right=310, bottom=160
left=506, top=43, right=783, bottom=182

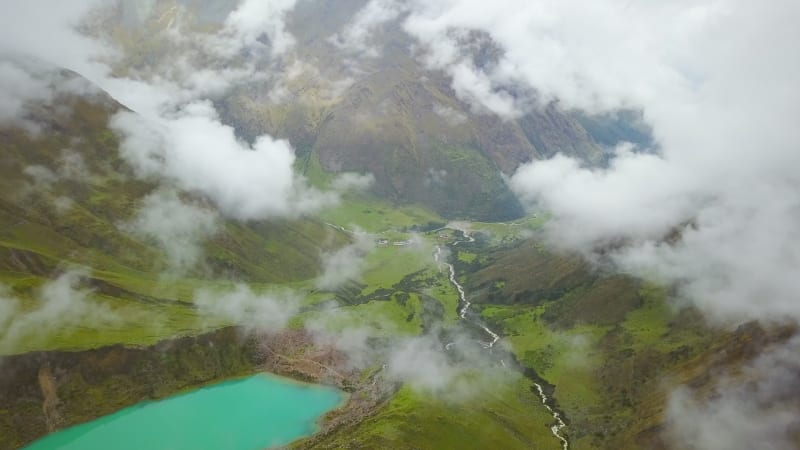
left=455, top=234, right=721, bottom=449
left=300, top=376, right=563, bottom=449
left=0, top=91, right=351, bottom=356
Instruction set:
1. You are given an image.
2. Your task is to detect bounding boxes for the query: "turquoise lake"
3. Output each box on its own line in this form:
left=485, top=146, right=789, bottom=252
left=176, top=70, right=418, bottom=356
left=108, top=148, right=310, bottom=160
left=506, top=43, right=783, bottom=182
left=24, top=374, right=344, bottom=450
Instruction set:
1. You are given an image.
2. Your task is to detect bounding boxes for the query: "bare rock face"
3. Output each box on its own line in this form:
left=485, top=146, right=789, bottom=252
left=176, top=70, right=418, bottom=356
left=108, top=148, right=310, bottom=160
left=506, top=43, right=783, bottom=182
left=37, top=364, right=64, bottom=433
left=258, top=329, right=357, bottom=389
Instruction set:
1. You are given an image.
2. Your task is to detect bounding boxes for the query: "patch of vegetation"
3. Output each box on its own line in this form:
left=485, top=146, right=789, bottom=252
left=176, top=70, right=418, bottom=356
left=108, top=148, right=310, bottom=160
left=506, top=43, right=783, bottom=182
left=318, top=194, right=443, bottom=233
left=300, top=375, right=563, bottom=449
left=293, top=295, right=424, bottom=337
left=457, top=251, right=477, bottom=263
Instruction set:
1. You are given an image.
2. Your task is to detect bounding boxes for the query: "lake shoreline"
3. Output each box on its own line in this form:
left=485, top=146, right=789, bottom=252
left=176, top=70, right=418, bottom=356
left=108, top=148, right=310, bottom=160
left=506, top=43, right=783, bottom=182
left=0, top=326, right=360, bottom=449
left=23, top=373, right=346, bottom=450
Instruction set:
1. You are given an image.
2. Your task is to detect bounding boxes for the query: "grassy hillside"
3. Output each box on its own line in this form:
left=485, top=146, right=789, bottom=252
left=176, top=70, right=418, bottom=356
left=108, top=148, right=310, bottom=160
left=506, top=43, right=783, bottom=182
left=451, top=234, right=729, bottom=449
left=0, top=77, right=351, bottom=356
left=298, top=377, right=563, bottom=450
left=0, top=85, right=749, bottom=448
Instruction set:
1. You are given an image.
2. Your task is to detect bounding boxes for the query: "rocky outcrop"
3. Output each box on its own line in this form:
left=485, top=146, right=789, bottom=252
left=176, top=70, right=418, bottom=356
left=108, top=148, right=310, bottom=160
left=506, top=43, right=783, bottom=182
left=258, top=329, right=357, bottom=390
left=37, top=364, right=63, bottom=433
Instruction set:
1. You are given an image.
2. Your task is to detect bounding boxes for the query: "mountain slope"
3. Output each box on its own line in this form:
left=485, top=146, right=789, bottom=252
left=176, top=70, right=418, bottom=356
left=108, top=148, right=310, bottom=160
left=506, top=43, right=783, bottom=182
left=93, top=0, right=610, bottom=220
left=449, top=235, right=800, bottom=450
left=0, top=65, right=350, bottom=355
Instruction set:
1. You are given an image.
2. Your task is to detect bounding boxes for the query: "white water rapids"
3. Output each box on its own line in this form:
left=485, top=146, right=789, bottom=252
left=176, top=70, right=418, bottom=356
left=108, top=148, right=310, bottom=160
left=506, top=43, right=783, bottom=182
left=534, top=383, right=569, bottom=450
left=436, top=226, right=569, bottom=450
left=434, top=245, right=499, bottom=348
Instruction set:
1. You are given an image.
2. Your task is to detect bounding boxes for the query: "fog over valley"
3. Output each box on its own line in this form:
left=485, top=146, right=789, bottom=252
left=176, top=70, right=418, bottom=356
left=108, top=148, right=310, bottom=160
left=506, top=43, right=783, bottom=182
left=1, top=1, right=798, bottom=449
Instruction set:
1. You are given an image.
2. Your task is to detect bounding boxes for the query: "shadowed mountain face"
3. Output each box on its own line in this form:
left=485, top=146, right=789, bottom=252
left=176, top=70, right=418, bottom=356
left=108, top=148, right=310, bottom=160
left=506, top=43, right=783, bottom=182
left=95, top=0, right=612, bottom=220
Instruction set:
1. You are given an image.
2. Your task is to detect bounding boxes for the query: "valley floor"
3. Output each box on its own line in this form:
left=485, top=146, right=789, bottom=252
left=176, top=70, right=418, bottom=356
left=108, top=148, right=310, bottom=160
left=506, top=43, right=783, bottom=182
left=1, top=201, right=726, bottom=450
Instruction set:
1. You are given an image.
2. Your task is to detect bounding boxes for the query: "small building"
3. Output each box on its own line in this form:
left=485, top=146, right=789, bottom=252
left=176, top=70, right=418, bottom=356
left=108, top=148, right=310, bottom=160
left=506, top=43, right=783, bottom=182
left=376, top=238, right=389, bottom=246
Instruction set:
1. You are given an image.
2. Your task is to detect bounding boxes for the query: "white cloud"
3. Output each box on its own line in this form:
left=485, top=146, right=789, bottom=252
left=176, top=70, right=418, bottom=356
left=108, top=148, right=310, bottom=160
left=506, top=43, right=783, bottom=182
left=23, top=165, right=59, bottom=189
left=124, top=189, right=219, bottom=272
left=0, top=270, right=119, bottom=353
left=195, top=285, right=299, bottom=332
left=433, top=104, right=467, bottom=126
left=316, top=230, right=374, bottom=290
left=384, top=331, right=506, bottom=396
left=2, top=0, right=332, bottom=224
left=667, top=336, right=800, bottom=450
left=209, top=0, right=299, bottom=58
left=331, top=0, right=406, bottom=57
left=52, top=196, right=75, bottom=214
left=57, top=150, right=92, bottom=181
left=343, top=0, right=800, bottom=441
left=397, top=0, right=714, bottom=116
left=306, top=316, right=376, bottom=371
left=0, top=57, right=102, bottom=131
left=0, top=0, right=110, bottom=80
left=330, top=172, right=375, bottom=192
left=385, top=335, right=457, bottom=392
left=0, top=60, right=52, bottom=123
left=464, top=1, right=800, bottom=326
left=111, top=101, right=338, bottom=221
left=1, top=0, right=351, bottom=226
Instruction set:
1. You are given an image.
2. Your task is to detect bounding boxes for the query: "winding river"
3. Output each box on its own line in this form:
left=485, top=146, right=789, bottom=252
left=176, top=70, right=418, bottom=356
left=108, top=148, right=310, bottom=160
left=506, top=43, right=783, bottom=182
left=325, top=220, right=569, bottom=449
left=436, top=225, right=569, bottom=450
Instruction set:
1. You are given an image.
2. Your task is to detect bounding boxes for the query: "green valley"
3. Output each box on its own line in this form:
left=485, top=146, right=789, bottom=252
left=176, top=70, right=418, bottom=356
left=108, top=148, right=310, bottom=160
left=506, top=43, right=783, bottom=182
left=2, top=1, right=797, bottom=450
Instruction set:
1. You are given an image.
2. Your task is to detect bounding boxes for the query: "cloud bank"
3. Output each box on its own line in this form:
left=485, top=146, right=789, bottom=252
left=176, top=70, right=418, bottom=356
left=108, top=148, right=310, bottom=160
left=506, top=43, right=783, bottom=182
left=111, top=101, right=336, bottom=221
left=124, top=189, right=219, bottom=272
left=335, top=0, right=800, bottom=444
left=2, top=0, right=338, bottom=224
left=667, top=336, right=800, bottom=450
left=316, top=230, right=374, bottom=290
left=0, top=0, right=110, bottom=79
left=500, top=1, right=800, bottom=325
left=345, top=0, right=800, bottom=324
left=213, top=0, right=299, bottom=58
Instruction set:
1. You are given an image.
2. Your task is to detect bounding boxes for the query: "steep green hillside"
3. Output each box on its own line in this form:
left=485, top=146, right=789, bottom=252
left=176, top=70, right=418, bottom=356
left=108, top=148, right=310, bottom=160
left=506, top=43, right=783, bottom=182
left=0, top=71, right=349, bottom=355
left=298, top=378, right=563, bottom=450
left=451, top=235, right=728, bottom=449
